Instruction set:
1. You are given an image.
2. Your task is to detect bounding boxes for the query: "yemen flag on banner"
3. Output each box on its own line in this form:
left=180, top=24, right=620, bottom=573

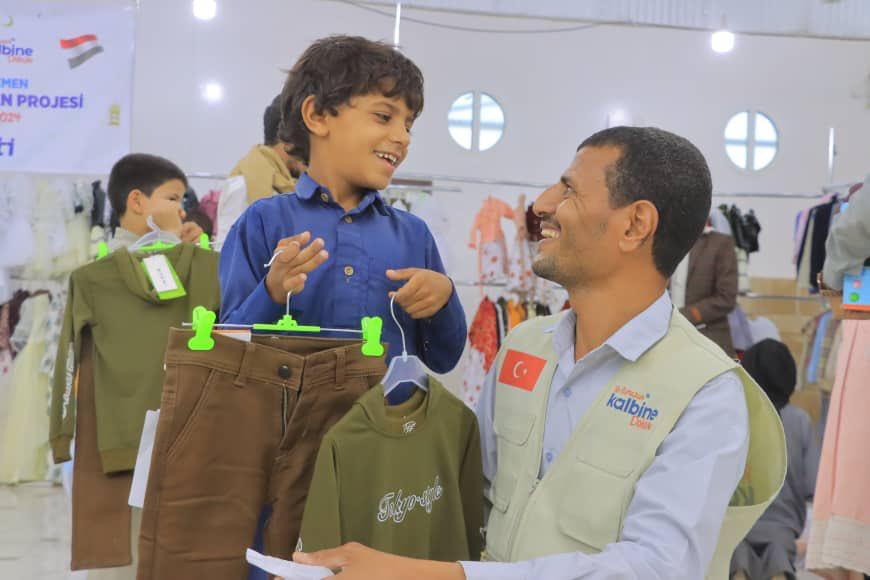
left=60, top=34, right=104, bottom=69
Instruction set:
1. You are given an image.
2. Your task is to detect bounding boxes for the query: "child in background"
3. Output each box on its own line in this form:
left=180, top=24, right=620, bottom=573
left=107, top=153, right=203, bottom=250
left=731, top=338, right=820, bottom=580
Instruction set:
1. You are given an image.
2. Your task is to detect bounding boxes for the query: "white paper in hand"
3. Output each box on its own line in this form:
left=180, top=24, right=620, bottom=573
left=246, top=549, right=333, bottom=579
left=129, top=409, right=160, bottom=508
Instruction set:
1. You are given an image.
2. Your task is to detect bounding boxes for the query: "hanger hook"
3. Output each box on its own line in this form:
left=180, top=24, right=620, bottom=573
left=264, top=248, right=285, bottom=268
left=389, top=295, right=409, bottom=360
left=286, top=290, right=293, bottom=317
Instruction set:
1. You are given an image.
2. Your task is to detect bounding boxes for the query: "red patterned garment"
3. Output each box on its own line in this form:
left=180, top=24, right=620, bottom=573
left=469, top=298, right=499, bottom=371
left=460, top=298, right=500, bottom=408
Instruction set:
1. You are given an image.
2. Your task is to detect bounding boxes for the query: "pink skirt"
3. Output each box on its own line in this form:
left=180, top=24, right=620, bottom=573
left=807, top=320, right=870, bottom=574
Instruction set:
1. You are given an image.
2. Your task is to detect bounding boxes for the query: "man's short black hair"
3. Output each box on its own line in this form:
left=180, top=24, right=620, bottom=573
left=263, top=94, right=281, bottom=146
left=578, top=126, right=712, bottom=278
left=278, top=35, right=424, bottom=164
left=107, top=153, right=188, bottom=217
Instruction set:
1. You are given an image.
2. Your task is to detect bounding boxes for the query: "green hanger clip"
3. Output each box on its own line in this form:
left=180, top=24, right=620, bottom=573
left=187, top=306, right=216, bottom=351
left=137, top=239, right=176, bottom=252
left=253, top=314, right=321, bottom=333
left=249, top=292, right=384, bottom=357
left=361, top=316, right=385, bottom=357
left=253, top=291, right=321, bottom=333
left=96, top=240, right=109, bottom=260
left=199, top=233, right=211, bottom=250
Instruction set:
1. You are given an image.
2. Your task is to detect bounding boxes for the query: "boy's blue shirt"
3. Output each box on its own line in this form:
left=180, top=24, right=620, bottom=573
left=219, top=173, right=467, bottom=375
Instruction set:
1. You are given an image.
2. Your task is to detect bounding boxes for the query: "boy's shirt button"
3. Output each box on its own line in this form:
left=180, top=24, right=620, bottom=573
left=344, top=266, right=355, bottom=277
left=320, top=193, right=329, bottom=203
left=344, top=216, right=353, bottom=224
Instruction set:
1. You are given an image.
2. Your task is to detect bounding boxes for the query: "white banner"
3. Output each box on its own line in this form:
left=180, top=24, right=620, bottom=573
left=0, top=2, right=135, bottom=174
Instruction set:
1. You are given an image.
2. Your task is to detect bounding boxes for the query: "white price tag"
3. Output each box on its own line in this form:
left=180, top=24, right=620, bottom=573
left=129, top=409, right=160, bottom=509
left=142, top=254, right=179, bottom=293
left=245, top=549, right=333, bottom=579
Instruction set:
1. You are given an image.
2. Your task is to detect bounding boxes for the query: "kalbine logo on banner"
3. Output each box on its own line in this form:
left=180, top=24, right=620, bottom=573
left=0, top=137, right=14, bottom=157
left=0, top=5, right=133, bottom=174
left=0, top=38, right=34, bottom=64
left=60, top=34, right=104, bottom=69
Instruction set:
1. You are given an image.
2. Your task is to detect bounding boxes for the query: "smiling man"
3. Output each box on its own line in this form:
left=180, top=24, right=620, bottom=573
left=294, top=127, right=787, bottom=580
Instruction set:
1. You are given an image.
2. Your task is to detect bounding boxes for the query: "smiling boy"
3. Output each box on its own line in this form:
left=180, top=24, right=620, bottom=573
left=220, top=36, right=466, bottom=393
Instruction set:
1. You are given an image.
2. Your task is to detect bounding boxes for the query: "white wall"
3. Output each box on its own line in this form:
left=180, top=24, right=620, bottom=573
left=129, top=0, right=870, bottom=283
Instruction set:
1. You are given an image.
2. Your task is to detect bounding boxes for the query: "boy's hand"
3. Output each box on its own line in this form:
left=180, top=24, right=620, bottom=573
left=180, top=221, right=204, bottom=243
left=386, top=268, right=453, bottom=319
left=265, top=232, right=329, bottom=304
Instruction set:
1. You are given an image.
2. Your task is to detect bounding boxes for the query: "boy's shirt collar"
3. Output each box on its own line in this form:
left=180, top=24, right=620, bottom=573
left=294, top=173, right=389, bottom=216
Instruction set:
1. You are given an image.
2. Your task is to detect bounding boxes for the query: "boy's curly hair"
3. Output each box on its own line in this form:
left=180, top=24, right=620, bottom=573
left=278, top=35, right=424, bottom=164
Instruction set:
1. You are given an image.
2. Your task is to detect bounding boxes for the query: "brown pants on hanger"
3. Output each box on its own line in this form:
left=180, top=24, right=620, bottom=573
left=137, top=330, right=386, bottom=580
left=71, top=330, right=140, bottom=572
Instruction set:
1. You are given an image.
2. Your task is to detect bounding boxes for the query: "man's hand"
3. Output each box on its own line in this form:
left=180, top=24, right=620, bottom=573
left=386, top=269, right=454, bottom=319
left=180, top=221, right=204, bottom=244
left=292, top=543, right=465, bottom=580
left=265, top=231, right=329, bottom=304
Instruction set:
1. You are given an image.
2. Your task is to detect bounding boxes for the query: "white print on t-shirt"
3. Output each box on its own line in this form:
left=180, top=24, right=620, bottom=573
left=61, top=343, right=74, bottom=420
left=377, top=476, right=444, bottom=524
left=402, top=420, right=416, bottom=434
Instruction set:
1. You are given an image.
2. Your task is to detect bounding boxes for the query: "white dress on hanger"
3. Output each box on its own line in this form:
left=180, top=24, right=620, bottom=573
left=0, top=175, right=36, bottom=274
left=0, top=294, right=51, bottom=484
left=412, top=195, right=455, bottom=275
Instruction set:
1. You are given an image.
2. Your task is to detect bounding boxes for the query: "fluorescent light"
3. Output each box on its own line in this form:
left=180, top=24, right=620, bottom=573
left=607, top=108, right=632, bottom=128
left=193, top=0, right=217, bottom=21
left=202, top=82, right=223, bottom=103
left=711, top=30, right=735, bottom=54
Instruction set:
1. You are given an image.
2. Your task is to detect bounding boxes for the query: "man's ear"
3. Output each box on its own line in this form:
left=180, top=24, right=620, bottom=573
left=618, top=200, right=658, bottom=253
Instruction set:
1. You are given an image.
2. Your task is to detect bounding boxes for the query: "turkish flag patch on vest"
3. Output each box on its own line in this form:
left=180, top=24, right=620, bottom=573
left=498, top=350, right=548, bottom=392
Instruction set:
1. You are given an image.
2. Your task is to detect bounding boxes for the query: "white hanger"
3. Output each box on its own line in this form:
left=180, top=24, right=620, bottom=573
left=129, top=215, right=181, bottom=251
left=381, top=295, right=429, bottom=395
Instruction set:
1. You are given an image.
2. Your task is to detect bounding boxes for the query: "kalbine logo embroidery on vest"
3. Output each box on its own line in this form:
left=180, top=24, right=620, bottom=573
left=377, top=476, right=444, bottom=524
left=498, top=350, right=548, bottom=392
left=605, top=386, right=659, bottom=430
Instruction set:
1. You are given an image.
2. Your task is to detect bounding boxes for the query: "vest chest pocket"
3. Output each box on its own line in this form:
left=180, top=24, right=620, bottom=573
left=492, top=413, right=535, bottom=512
left=557, top=461, right=632, bottom=551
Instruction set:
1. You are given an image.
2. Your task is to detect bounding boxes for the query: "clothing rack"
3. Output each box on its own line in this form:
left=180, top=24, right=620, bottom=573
left=454, top=285, right=823, bottom=301
left=397, top=172, right=844, bottom=200
left=738, top=292, right=824, bottom=303
left=396, top=172, right=550, bottom=189
left=712, top=192, right=824, bottom=199
left=454, top=280, right=508, bottom=288
left=822, top=181, right=862, bottom=193
left=187, top=172, right=228, bottom=180
left=186, top=172, right=461, bottom=194
left=384, top=184, right=462, bottom=194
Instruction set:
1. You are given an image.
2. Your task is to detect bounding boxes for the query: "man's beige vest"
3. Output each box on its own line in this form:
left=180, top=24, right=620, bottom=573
left=484, top=309, right=786, bottom=580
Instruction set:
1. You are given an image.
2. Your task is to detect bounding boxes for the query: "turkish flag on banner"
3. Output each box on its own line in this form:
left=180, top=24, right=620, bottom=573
left=498, top=350, right=548, bottom=392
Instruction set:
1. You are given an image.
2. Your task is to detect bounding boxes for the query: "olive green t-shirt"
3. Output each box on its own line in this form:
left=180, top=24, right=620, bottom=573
left=298, top=379, right=483, bottom=561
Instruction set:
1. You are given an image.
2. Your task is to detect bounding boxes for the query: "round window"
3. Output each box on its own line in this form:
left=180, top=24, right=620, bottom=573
left=447, top=92, right=505, bottom=152
left=724, top=110, right=778, bottom=171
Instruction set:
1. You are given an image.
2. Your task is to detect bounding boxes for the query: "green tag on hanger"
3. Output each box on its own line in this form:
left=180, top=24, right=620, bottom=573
left=141, top=254, right=187, bottom=300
